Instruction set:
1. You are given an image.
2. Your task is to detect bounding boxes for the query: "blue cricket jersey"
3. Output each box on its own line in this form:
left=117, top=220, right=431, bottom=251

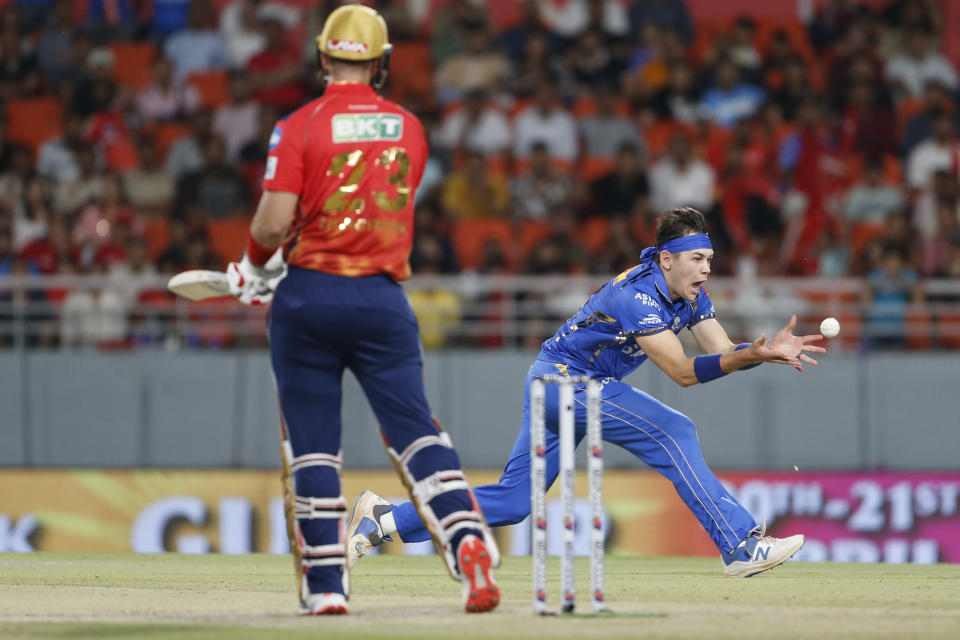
left=539, top=258, right=716, bottom=380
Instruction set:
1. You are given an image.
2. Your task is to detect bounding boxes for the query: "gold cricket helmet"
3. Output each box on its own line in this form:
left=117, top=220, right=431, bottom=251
left=316, top=4, right=391, bottom=62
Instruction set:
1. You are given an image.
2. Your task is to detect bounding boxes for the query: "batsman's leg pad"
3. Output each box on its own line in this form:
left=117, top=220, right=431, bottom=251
left=292, top=465, right=349, bottom=599
left=386, top=431, right=500, bottom=579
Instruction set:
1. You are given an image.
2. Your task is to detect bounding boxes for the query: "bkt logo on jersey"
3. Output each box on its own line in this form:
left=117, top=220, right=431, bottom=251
left=634, top=292, right=661, bottom=311
left=332, top=113, right=403, bottom=142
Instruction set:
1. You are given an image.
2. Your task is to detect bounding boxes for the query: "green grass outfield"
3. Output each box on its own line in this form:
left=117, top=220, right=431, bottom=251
left=1, top=553, right=958, bottom=639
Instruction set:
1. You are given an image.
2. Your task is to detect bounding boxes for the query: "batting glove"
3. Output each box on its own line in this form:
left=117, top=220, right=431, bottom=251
left=226, top=249, right=287, bottom=305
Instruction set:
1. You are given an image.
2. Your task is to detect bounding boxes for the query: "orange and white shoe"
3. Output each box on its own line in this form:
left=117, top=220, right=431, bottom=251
left=302, top=592, right=348, bottom=615
left=457, top=535, right=499, bottom=613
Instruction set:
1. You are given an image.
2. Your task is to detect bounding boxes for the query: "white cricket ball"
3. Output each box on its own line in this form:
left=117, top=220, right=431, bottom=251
left=820, top=317, right=840, bottom=338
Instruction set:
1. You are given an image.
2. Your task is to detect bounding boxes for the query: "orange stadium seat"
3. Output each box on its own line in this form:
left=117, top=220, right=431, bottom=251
left=577, top=217, right=611, bottom=255
left=143, top=219, right=170, bottom=261
left=150, top=122, right=191, bottom=162
left=108, top=41, right=157, bottom=90
left=387, top=39, right=433, bottom=97
left=905, top=309, right=932, bottom=350
left=451, top=218, right=515, bottom=271
left=6, top=97, right=62, bottom=151
left=580, top=156, right=617, bottom=182
left=937, top=312, right=960, bottom=349
left=188, top=70, right=230, bottom=109
left=519, top=220, right=552, bottom=258
left=206, top=218, right=251, bottom=265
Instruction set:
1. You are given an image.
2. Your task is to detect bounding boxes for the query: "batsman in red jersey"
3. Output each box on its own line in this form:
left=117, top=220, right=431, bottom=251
left=225, top=4, right=500, bottom=616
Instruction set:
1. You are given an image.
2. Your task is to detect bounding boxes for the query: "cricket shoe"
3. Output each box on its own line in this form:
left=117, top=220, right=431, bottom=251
left=722, top=523, right=805, bottom=578
left=346, top=490, right=394, bottom=570
left=458, top=534, right=499, bottom=613
left=301, top=592, right=348, bottom=615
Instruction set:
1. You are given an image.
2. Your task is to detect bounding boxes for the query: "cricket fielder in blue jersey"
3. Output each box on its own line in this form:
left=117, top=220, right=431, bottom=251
left=346, top=207, right=826, bottom=578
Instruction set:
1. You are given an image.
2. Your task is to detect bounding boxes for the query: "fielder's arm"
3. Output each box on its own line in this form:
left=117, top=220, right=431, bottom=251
left=635, top=329, right=763, bottom=388
left=689, top=318, right=737, bottom=354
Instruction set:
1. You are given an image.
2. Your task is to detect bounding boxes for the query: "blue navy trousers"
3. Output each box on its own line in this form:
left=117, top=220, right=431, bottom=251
left=270, top=267, right=476, bottom=594
left=394, top=358, right=758, bottom=554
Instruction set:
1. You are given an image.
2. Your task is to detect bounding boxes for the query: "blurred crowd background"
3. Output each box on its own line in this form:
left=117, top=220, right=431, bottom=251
left=1, top=0, right=960, bottom=351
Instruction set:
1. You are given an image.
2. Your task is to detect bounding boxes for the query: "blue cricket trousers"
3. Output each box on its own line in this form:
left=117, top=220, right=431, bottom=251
left=270, top=267, right=475, bottom=595
left=394, top=358, right=758, bottom=554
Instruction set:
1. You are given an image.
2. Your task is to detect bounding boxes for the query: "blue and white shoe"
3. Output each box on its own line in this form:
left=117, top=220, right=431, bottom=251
left=346, top=490, right=394, bottom=570
left=722, top=523, right=805, bottom=578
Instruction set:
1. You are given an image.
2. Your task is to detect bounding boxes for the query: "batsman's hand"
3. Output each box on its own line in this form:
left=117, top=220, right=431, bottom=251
left=226, top=249, right=286, bottom=305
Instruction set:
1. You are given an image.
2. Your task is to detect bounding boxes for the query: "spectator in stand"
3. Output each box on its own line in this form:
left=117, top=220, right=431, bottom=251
left=506, top=30, right=574, bottom=99
left=511, top=141, right=573, bottom=222
left=155, top=218, right=190, bottom=272
left=920, top=201, right=960, bottom=277
left=70, top=46, right=118, bottom=118
left=166, top=108, right=214, bottom=180
left=163, top=0, right=227, bottom=83
left=430, top=0, right=488, bottom=67
left=650, top=60, right=701, bottom=123
left=837, top=80, right=896, bottom=157
left=760, top=28, right=798, bottom=84
left=902, top=80, right=957, bottom=156
left=74, top=173, right=142, bottom=263
left=539, top=0, right=629, bottom=40
left=60, top=261, right=129, bottom=349
left=37, top=0, right=76, bottom=88
left=580, top=84, right=643, bottom=160
left=434, top=89, right=511, bottom=158
left=629, top=0, right=693, bottom=45
left=885, top=27, right=957, bottom=99
left=699, top=57, right=765, bottom=129
left=441, top=150, right=510, bottom=220
left=808, top=0, right=861, bottom=52
left=728, top=16, right=761, bottom=81
left=569, top=28, right=623, bottom=90
left=0, top=22, right=41, bottom=100
left=246, top=17, right=305, bottom=115
left=844, top=156, right=903, bottom=229
left=907, top=110, right=959, bottom=192
left=513, top=79, right=578, bottom=165
left=406, top=245, right=463, bottom=349
left=769, top=56, right=815, bottom=122
left=13, top=174, right=53, bottom=251
left=18, top=216, right=76, bottom=274
left=173, top=134, right=249, bottom=220
left=220, top=0, right=299, bottom=68
left=182, top=230, right=222, bottom=270
left=136, top=57, right=201, bottom=125
left=587, top=142, right=649, bottom=218
left=85, top=0, right=139, bottom=42
left=524, top=204, right=588, bottom=274
left=54, top=146, right=103, bottom=215
left=913, top=168, right=959, bottom=243
left=0, top=224, right=13, bottom=276
left=213, top=70, right=260, bottom=163
left=107, top=235, right=158, bottom=309
left=497, top=0, right=557, bottom=64
left=124, top=137, right=175, bottom=218
left=649, top=132, right=714, bottom=213
left=151, top=0, right=191, bottom=39
left=862, top=242, right=923, bottom=349
left=434, top=22, right=510, bottom=106
left=0, top=145, right=36, bottom=221
left=410, top=199, right=458, bottom=274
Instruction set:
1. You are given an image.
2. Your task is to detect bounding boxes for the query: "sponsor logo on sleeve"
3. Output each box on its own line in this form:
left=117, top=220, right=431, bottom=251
left=268, top=126, right=282, bottom=151
left=264, top=156, right=278, bottom=180
left=634, top=292, right=662, bottom=311
left=639, top=314, right=663, bottom=326
left=332, top=113, right=403, bottom=142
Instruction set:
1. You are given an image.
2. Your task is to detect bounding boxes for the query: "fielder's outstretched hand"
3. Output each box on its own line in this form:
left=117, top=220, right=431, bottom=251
left=752, top=315, right=826, bottom=371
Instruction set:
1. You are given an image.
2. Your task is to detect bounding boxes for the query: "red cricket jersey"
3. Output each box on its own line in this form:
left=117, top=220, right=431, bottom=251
left=262, top=83, right=428, bottom=281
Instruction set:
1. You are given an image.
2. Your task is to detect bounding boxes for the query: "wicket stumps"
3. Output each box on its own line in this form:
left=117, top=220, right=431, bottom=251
left=530, top=374, right=605, bottom=615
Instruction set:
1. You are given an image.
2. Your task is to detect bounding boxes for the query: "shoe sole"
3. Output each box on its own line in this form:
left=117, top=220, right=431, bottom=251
left=301, top=605, right=348, bottom=615
left=724, top=535, right=805, bottom=578
left=345, top=491, right=377, bottom=571
left=459, top=537, right=499, bottom=613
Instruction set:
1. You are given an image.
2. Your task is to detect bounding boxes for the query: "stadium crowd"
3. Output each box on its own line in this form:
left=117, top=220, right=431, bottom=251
left=1, top=0, right=959, bottom=349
